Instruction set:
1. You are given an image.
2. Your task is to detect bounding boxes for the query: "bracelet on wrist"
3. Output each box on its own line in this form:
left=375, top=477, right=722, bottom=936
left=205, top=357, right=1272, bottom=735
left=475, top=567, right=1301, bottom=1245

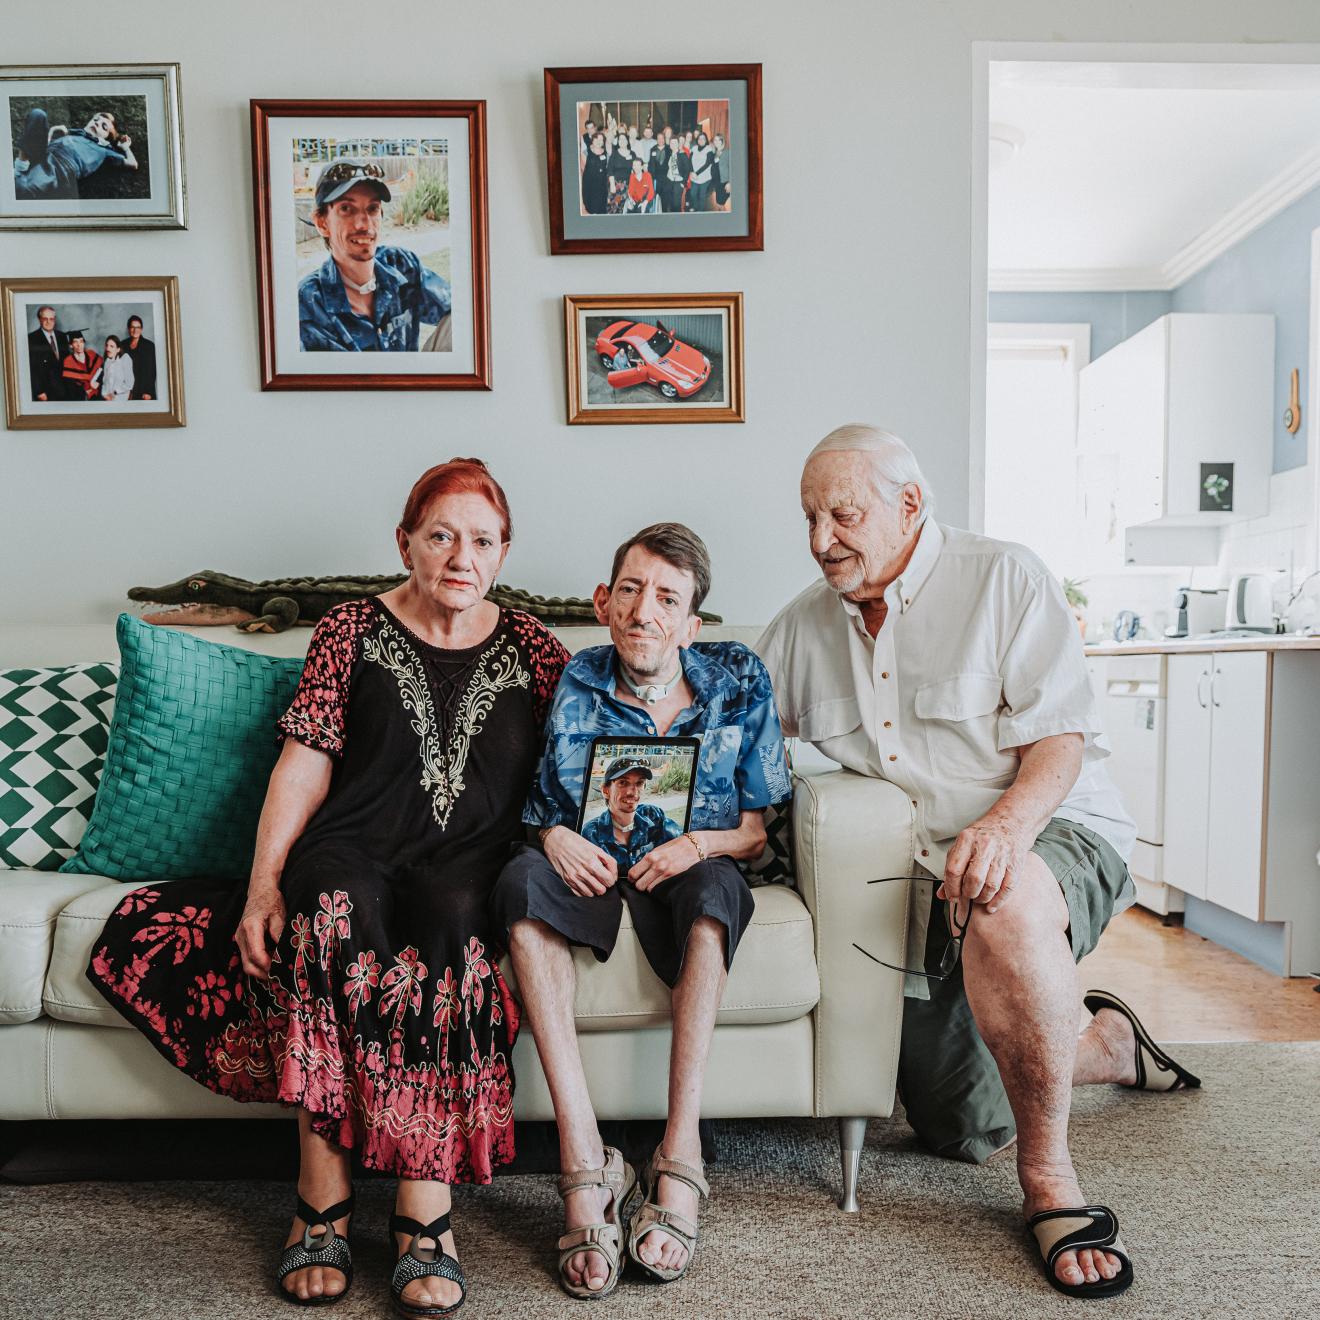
left=684, top=830, right=707, bottom=862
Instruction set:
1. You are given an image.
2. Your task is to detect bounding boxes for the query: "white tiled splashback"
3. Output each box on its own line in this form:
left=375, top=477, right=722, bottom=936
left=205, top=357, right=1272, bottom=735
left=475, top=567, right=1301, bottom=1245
left=1078, top=463, right=1318, bottom=642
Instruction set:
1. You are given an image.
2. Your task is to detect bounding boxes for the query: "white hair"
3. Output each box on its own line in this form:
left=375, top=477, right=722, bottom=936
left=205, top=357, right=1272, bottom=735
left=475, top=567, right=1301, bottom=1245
left=806, top=423, right=935, bottom=524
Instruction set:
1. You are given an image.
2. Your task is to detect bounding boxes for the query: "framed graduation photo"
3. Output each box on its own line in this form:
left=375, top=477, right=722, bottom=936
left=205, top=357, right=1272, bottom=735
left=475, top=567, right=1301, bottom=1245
left=251, top=98, right=491, bottom=391
left=575, top=736, right=700, bottom=875
left=1, top=63, right=186, bottom=230
left=1, top=275, right=185, bottom=430
left=545, top=64, right=763, bottom=255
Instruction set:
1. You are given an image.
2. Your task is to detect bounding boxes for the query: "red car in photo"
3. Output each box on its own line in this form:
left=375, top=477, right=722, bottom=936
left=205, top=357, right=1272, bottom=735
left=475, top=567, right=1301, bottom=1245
left=593, top=319, right=712, bottom=400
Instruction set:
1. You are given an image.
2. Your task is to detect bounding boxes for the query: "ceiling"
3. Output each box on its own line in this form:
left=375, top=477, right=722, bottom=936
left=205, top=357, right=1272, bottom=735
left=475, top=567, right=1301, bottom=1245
left=989, top=63, right=1320, bottom=290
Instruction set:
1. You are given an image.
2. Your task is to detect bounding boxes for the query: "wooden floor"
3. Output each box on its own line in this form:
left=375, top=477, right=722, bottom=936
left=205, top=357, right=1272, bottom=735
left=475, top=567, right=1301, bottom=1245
left=1082, top=905, right=1320, bottom=1042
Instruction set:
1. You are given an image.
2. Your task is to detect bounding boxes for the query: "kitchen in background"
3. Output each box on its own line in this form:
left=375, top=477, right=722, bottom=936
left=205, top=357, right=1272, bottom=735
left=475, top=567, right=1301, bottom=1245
left=985, top=60, right=1320, bottom=980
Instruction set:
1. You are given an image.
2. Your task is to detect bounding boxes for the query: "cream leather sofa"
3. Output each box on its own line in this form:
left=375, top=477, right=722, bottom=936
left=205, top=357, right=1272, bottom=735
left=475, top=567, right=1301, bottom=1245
left=0, top=622, right=912, bottom=1209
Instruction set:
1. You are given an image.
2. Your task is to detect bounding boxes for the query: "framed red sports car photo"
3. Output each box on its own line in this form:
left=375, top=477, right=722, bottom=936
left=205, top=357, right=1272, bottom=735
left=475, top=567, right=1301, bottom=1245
left=564, top=291, right=743, bottom=425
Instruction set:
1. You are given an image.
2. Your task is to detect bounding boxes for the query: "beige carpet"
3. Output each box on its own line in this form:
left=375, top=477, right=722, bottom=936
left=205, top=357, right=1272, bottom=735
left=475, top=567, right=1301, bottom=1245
left=2, top=1043, right=1317, bottom=1319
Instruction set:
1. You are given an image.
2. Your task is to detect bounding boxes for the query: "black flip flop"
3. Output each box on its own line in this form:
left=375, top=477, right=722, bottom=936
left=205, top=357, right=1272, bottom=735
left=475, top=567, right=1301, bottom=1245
left=1084, top=989, right=1202, bottom=1092
left=1028, top=1205, right=1134, bottom=1300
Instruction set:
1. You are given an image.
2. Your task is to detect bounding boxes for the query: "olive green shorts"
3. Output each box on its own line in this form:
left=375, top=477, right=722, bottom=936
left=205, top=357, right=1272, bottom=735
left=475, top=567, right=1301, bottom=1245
left=897, top=818, right=1132, bottom=1164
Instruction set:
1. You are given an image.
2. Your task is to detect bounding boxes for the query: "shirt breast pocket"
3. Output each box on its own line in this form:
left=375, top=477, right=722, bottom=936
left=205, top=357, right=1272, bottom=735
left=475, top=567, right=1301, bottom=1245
left=914, top=674, right=1011, bottom=781
left=796, top=696, right=862, bottom=747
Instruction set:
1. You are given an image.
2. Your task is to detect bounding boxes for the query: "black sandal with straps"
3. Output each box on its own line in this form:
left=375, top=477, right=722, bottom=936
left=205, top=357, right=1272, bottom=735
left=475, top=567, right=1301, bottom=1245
left=277, top=1192, right=355, bottom=1306
left=389, top=1211, right=467, bottom=1318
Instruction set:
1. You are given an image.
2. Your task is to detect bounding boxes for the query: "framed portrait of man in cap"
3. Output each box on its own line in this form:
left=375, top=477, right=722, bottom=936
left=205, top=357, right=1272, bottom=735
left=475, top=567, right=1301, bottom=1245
left=575, top=736, right=700, bottom=877
left=251, top=99, right=490, bottom=390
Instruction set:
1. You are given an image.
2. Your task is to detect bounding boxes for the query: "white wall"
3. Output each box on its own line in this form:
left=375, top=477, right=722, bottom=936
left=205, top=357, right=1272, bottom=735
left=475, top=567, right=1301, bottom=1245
left=6, top=2, right=1320, bottom=626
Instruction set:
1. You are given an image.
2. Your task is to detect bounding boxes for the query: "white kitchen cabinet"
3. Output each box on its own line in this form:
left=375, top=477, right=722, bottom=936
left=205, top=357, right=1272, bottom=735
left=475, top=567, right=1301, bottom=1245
left=1160, top=648, right=1320, bottom=975
left=1077, top=313, right=1274, bottom=568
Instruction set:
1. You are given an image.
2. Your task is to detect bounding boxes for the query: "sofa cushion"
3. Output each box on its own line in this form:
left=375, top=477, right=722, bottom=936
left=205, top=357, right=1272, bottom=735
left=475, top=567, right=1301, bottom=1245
left=0, top=870, right=120, bottom=1023
left=46, top=875, right=820, bottom=1032
left=0, top=664, right=117, bottom=870
left=61, top=615, right=303, bottom=883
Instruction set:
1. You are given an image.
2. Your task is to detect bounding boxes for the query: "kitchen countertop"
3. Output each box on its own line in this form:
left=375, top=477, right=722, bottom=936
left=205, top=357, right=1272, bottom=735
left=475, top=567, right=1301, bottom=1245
left=1085, top=635, right=1320, bottom=656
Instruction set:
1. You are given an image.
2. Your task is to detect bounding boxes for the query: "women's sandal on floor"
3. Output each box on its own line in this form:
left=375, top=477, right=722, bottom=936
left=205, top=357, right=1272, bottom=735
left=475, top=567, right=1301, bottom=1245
left=1027, top=1205, right=1134, bottom=1299
left=389, top=1211, right=466, bottom=1318
left=556, top=1144, right=637, bottom=1300
left=277, top=1192, right=355, bottom=1307
left=1084, top=988, right=1202, bottom=1092
left=626, top=1147, right=709, bottom=1283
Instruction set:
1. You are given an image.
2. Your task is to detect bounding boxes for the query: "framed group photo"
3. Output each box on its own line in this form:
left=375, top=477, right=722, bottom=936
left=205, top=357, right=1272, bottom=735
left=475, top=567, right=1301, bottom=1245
left=251, top=99, right=491, bottom=390
left=1, top=275, right=185, bottom=430
left=564, top=291, right=744, bottom=425
left=0, top=63, right=186, bottom=230
left=575, top=736, right=700, bottom=876
left=545, top=64, right=762, bottom=254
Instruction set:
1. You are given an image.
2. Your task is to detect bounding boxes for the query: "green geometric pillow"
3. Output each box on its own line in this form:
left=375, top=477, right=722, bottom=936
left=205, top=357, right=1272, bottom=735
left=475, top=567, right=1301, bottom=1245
left=61, top=614, right=304, bottom=883
left=0, top=663, right=117, bottom=870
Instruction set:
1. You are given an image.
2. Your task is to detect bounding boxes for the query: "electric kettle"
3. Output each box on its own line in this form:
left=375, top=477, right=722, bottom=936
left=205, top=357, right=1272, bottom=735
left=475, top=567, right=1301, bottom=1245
left=1225, top=574, right=1274, bottom=632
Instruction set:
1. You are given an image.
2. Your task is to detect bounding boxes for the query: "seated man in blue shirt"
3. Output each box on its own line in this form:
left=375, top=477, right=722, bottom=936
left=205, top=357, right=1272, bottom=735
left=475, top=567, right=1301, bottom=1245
left=493, top=522, right=790, bottom=1299
left=297, top=159, right=452, bottom=352
left=13, top=108, right=138, bottom=199
left=580, top=757, right=682, bottom=874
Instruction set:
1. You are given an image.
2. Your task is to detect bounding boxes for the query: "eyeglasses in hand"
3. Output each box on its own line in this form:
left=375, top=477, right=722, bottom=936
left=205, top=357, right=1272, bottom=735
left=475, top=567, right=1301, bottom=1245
left=851, top=875, right=972, bottom=981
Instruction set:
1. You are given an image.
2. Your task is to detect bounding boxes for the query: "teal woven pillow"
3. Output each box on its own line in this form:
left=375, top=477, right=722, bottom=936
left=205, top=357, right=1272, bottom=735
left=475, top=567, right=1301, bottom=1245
left=61, top=614, right=304, bottom=882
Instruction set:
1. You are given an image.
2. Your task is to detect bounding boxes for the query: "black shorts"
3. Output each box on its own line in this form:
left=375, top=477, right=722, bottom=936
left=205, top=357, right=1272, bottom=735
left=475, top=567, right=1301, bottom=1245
left=491, top=845, right=754, bottom=988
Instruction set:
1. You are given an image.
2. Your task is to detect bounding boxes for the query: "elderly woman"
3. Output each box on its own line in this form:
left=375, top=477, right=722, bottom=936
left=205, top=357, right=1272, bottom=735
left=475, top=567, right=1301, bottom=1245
left=88, top=458, right=569, bottom=1315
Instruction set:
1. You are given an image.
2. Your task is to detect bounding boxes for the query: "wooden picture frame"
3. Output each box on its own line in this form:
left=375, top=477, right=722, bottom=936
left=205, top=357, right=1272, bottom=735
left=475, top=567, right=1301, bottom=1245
left=2, top=274, right=185, bottom=429
left=545, top=64, right=762, bottom=255
left=0, top=62, right=187, bottom=230
left=251, top=98, right=491, bottom=391
left=564, top=291, right=744, bottom=425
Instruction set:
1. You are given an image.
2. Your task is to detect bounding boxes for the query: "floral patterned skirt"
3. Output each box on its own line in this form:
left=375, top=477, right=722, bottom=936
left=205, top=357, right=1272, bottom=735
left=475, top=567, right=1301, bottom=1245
left=86, top=844, right=520, bottom=1184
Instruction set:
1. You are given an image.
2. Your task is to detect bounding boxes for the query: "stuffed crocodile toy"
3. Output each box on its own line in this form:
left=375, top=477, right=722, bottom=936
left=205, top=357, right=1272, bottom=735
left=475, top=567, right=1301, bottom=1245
left=128, top=570, right=722, bottom=633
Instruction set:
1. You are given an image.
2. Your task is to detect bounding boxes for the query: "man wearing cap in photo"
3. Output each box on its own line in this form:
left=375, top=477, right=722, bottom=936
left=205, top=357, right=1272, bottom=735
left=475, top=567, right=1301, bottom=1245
left=493, top=521, right=790, bottom=1298
left=581, top=757, right=683, bottom=874
left=297, top=159, right=453, bottom=352
left=12, top=106, right=138, bottom=199
left=59, top=329, right=102, bottom=400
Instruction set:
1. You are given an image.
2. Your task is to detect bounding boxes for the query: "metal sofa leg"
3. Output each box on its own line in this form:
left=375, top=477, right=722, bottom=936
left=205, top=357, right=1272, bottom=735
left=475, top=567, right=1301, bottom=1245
left=837, top=1116, right=867, bottom=1212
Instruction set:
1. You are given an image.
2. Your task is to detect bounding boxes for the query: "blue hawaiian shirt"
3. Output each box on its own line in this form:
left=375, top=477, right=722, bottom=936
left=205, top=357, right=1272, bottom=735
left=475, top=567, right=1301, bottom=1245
left=298, top=246, right=452, bottom=352
left=581, top=801, right=682, bottom=872
left=524, top=641, right=792, bottom=833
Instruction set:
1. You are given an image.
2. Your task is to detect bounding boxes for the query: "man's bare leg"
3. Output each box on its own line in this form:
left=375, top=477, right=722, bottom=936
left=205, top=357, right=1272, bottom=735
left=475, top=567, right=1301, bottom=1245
left=507, top=917, right=614, bottom=1294
left=960, top=855, right=1125, bottom=1289
left=635, top=915, right=726, bottom=1274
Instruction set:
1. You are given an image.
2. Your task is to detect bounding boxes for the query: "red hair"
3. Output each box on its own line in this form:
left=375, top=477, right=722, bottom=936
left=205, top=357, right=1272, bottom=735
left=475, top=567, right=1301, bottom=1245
left=399, top=457, right=512, bottom=541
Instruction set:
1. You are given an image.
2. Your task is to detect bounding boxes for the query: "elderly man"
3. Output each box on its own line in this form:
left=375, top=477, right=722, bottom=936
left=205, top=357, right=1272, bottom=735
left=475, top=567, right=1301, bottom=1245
left=493, top=522, right=789, bottom=1298
left=27, top=306, right=67, bottom=402
left=758, top=424, right=1200, bottom=1301
left=581, top=757, right=683, bottom=874
left=298, top=159, right=452, bottom=352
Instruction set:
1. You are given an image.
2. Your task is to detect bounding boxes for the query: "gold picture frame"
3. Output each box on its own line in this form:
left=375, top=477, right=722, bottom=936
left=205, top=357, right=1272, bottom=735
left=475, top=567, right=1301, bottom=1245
left=564, top=291, right=744, bottom=425
left=2, top=275, right=185, bottom=429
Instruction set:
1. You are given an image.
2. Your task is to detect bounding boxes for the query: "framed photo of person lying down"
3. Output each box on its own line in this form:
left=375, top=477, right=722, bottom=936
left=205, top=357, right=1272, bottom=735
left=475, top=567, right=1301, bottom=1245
left=250, top=99, right=491, bottom=391
left=545, top=64, right=762, bottom=255
left=1, top=275, right=185, bottom=430
left=564, top=291, right=744, bottom=425
left=575, top=737, right=701, bottom=877
left=0, top=63, right=186, bottom=230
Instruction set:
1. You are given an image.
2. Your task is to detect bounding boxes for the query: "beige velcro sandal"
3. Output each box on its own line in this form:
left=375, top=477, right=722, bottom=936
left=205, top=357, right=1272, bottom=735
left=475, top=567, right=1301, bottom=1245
left=555, top=1145, right=636, bottom=1300
left=626, top=1147, right=709, bottom=1282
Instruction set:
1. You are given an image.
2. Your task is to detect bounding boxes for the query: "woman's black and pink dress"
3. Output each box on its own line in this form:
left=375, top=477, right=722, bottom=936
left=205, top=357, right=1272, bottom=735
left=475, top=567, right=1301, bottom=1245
left=87, top=601, right=569, bottom=1184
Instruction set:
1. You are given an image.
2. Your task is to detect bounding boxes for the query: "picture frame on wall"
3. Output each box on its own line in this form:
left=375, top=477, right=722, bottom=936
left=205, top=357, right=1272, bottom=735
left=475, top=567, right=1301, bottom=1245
left=564, top=292, right=744, bottom=425
left=251, top=99, right=491, bottom=391
left=0, top=63, right=186, bottom=230
left=545, top=64, right=762, bottom=255
left=1, top=275, right=186, bottom=430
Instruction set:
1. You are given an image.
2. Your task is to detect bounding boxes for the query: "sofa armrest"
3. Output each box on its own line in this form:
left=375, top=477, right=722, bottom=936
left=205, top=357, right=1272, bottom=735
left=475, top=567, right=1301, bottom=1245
left=793, top=769, right=913, bottom=1118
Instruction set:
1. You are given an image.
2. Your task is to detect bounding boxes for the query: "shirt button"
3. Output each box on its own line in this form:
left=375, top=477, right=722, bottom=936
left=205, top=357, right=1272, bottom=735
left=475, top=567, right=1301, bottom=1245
left=888, top=754, right=897, bottom=762
left=883, top=720, right=893, bottom=729
left=904, top=598, right=911, bottom=607
left=911, top=799, right=918, bottom=807
left=921, top=848, right=929, bottom=858
left=881, top=671, right=890, bottom=680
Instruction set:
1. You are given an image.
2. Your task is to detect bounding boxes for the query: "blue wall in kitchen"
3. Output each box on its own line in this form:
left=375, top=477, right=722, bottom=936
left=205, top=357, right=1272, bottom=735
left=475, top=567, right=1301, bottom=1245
left=988, top=291, right=1171, bottom=361
left=990, top=182, right=1320, bottom=472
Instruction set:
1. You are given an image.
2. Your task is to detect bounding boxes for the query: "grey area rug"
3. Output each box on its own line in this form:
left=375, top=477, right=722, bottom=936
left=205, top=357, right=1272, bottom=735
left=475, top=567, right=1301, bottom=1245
left=2, top=1043, right=1317, bottom=1320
